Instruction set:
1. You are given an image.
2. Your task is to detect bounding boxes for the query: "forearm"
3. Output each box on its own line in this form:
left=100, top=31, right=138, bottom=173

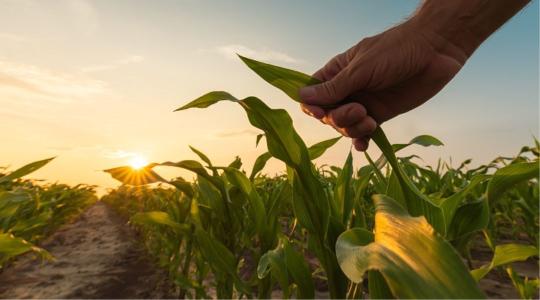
left=408, top=0, right=531, bottom=60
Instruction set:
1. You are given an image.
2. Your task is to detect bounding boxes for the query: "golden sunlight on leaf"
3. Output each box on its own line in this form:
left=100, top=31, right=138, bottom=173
left=104, top=163, right=166, bottom=186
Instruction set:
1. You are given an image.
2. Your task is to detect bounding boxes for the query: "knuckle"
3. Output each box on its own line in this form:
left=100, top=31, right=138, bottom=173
left=350, top=104, right=367, bottom=119
left=321, top=81, right=339, bottom=101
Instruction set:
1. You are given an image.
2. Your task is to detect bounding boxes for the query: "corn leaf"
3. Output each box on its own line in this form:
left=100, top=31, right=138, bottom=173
left=392, top=135, right=444, bottom=152
left=223, top=167, right=266, bottom=234
left=257, top=246, right=290, bottom=298
left=161, top=160, right=222, bottom=190
left=194, top=227, right=247, bottom=292
left=236, top=56, right=456, bottom=233
left=0, top=233, right=51, bottom=265
left=506, top=266, right=540, bottom=299
left=176, top=92, right=329, bottom=236
left=239, top=55, right=318, bottom=102
left=250, top=152, right=272, bottom=180
left=131, top=211, right=189, bottom=233
left=104, top=164, right=166, bottom=186
left=336, top=195, right=485, bottom=299
left=282, top=239, right=315, bottom=299
left=0, top=157, right=55, bottom=184
left=471, top=244, right=539, bottom=281
left=308, top=136, right=342, bottom=160
left=446, top=199, right=490, bottom=241
left=374, top=135, right=444, bottom=168
left=174, top=91, right=238, bottom=110
left=189, top=146, right=213, bottom=167
left=334, top=151, right=353, bottom=224
left=487, top=161, right=539, bottom=203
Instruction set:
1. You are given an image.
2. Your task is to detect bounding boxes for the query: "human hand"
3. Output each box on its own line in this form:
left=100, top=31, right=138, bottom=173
left=300, top=21, right=468, bottom=151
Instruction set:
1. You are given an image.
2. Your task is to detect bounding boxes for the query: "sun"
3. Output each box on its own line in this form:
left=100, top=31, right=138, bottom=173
left=128, top=155, right=148, bottom=170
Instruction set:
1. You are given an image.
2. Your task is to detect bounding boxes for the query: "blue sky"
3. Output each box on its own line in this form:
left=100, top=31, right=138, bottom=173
left=0, top=0, right=537, bottom=188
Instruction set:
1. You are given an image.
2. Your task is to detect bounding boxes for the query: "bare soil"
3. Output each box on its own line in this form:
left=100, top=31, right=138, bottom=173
left=0, top=202, right=175, bottom=299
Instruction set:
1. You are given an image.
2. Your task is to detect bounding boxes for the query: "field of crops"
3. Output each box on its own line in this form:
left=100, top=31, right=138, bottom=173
left=98, top=57, right=539, bottom=299
left=0, top=158, right=97, bottom=268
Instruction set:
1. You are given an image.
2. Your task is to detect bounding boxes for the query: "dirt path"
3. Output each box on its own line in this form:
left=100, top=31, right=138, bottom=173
left=0, top=202, right=175, bottom=299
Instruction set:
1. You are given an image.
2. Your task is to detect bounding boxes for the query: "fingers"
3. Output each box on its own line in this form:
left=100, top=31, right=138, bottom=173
left=300, top=59, right=375, bottom=107
left=353, top=137, right=371, bottom=151
left=300, top=103, right=325, bottom=119
left=301, top=101, right=376, bottom=152
left=312, top=52, right=349, bottom=81
left=299, top=68, right=353, bottom=106
left=335, top=115, right=377, bottom=139
left=325, top=103, right=366, bottom=128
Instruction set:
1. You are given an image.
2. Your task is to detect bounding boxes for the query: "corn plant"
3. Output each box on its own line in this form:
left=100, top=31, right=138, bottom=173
left=104, top=55, right=538, bottom=299
left=0, top=158, right=96, bottom=267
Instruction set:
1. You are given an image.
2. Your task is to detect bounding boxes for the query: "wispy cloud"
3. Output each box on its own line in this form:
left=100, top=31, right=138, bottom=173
left=0, top=60, right=107, bottom=103
left=81, top=55, right=144, bottom=73
left=215, top=44, right=300, bottom=64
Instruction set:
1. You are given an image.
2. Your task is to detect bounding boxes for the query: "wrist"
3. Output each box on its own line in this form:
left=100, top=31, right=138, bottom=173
left=405, top=2, right=481, bottom=63
left=406, top=0, right=531, bottom=62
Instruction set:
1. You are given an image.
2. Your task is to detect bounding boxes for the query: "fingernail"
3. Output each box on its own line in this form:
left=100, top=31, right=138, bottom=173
left=299, top=86, right=316, bottom=101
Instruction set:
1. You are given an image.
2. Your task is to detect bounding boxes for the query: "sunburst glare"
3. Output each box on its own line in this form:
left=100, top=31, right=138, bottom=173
left=128, top=155, right=148, bottom=170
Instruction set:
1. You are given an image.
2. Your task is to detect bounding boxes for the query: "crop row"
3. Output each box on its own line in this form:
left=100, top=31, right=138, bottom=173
left=0, top=158, right=97, bottom=268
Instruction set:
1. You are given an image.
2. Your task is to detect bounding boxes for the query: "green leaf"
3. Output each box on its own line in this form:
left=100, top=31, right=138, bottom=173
left=161, top=160, right=222, bottom=190
left=194, top=227, right=237, bottom=278
left=392, top=135, right=444, bottom=152
left=249, top=152, right=272, bottom=180
left=374, top=134, right=444, bottom=168
left=471, top=244, right=539, bottom=281
left=256, top=134, right=265, bottom=147
left=189, top=146, right=213, bottom=167
left=131, top=211, right=189, bottom=233
left=169, top=177, right=194, bottom=198
left=282, top=239, right=315, bottom=299
left=336, top=195, right=485, bottom=299
left=0, top=233, right=51, bottom=265
left=334, top=151, right=353, bottom=224
left=236, top=57, right=452, bottom=234
left=228, top=156, right=242, bottom=169
left=177, top=92, right=329, bottom=236
left=257, top=246, right=290, bottom=298
left=506, top=266, right=540, bottom=299
left=238, top=55, right=318, bottom=102
left=223, top=167, right=266, bottom=234
left=0, top=157, right=55, bottom=184
left=308, top=136, right=341, bottom=160
left=447, top=199, right=490, bottom=241
left=174, top=91, right=238, bottom=111
left=368, top=270, right=394, bottom=299
left=104, top=164, right=166, bottom=186
left=487, top=161, right=539, bottom=203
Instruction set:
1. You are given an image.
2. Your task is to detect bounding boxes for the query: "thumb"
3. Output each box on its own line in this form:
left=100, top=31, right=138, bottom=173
left=299, top=70, right=352, bottom=106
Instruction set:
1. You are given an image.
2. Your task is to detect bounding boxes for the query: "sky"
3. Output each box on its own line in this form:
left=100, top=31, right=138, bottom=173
left=0, top=0, right=538, bottom=192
